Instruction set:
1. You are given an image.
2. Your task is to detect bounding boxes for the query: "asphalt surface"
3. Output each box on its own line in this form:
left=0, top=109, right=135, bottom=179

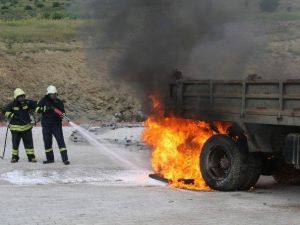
left=0, top=126, right=299, bottom=225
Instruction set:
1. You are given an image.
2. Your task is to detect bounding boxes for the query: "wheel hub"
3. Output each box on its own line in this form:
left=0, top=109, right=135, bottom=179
left=220, top=157, right=230, bottom=169
left=207, top=146, right=232, bottom=181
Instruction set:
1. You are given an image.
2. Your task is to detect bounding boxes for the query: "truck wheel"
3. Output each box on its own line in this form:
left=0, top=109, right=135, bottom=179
left=273, top=165, right=300, bottom=185
left=239, top=153, right=262, bottom=190
left=200, top=134, right=248, bottom=191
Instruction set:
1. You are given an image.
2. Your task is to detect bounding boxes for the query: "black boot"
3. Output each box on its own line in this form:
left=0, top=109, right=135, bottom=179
left=28, top=154, right=37, bottom=163
left=44, top=150, right=54, bottom=164
left=63, top=160, right=70, bottom=165
left=11, top=156, right=19, bottom=163
left=60, top=149, right=69, bottom=163
left=43, top=160, right=54, bottom=164
left=29, top=158, right=37, bottom=163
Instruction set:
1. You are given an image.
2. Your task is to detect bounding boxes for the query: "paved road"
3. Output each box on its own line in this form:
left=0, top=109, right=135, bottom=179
left=0, top=127, right=299, bottom=225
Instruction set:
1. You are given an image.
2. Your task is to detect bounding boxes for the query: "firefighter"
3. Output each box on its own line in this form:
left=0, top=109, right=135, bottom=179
left=2, top=88, right=37, bottom=163
left=36, top=85, right=70, bottom=165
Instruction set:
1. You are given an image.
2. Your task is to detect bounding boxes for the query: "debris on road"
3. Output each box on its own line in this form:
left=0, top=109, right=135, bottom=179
left=69, top=122, right=148, bottom=151
left=69, top=130, right=89, bottom=144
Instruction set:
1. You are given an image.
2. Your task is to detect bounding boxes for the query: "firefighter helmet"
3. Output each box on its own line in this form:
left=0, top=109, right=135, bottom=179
left=47, top=85, right=58, bottom=95
left=14, top=88, right=26, bottom=99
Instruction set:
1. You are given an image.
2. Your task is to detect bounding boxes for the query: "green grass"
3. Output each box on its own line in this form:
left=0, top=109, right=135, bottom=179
left=259, top=11, right=300, bottom=22
left=0, top=18, right=84, bottom=42
left=0, top=0, right=84, bottom=44
left=0, top=0, right=74, bottom=20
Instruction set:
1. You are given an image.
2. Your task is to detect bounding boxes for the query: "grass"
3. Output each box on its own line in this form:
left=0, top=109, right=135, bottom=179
left=0, top=0, right=74, bottom=20
left=259, top=11, right=300, bottom=22
left=289, top=48, right=300, bottom=57
left=0, top=0, right=85, bottom=45
left=0, top=18, right=84, bottom=42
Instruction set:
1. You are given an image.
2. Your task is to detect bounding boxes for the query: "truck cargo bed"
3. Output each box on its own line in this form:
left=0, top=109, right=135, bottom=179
left=171, top=80, right=300, bottom=126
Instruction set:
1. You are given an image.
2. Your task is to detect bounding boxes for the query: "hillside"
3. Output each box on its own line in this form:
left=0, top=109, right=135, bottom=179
left=0, top=1, right=141, bottom=121
left=0, top=0, right=300, bottom=121
left=0, top=43, right=140, bottom=120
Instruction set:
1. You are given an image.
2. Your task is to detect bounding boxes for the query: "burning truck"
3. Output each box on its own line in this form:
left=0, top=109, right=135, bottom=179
left=143, top=78, right=300, bottom=191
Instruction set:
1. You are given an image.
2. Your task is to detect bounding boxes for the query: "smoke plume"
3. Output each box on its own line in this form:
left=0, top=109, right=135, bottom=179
left=75, top=0, right=263, bottom=102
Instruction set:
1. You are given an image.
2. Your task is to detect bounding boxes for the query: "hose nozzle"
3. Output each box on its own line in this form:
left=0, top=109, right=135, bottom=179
left=54, top=108, right=70, bottom=122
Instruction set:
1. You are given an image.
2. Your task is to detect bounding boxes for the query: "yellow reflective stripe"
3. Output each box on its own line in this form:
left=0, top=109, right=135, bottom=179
left=12, top=149, right=19, bottom=156
left=9, top=124, right=32, bottom=132
left=45, top=148, right=53, bottom=153
left=59, top=148, right=67, bottom=152
left=26, top=153, right=35, bottom=155
left=37, top=106, right=46, bottom=112
left=13, top=107, right=19, bottom=111
left=23, top=105, right=28, bottom=110
left=25, top=149, right=35, bottom=154
left=26, top=152, right=35, bottom=155
left=5, top=112, right=13, bottom=118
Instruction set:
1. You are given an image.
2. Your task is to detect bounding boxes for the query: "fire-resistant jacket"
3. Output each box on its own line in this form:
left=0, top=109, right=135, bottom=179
left=36, top=95, right=65, bottom=127
left=3, top=100, right=37, bottom=132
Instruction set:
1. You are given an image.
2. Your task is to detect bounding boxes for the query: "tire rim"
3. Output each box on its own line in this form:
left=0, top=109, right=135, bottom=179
left=206, top=146, right=232, bottom=181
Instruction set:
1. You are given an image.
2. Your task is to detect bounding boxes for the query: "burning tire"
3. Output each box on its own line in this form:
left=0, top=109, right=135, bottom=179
left=273, top=165, right=300, bottom=185
left=200, top=134, right=248, bottom=191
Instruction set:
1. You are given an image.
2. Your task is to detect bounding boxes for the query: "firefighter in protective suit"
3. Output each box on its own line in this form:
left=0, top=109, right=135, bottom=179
left=2, top=88, right=37, bottom=163
left=36, top=85, right=70, bottom=165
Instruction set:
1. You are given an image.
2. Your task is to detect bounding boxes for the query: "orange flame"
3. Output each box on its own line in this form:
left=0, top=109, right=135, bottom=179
left=142, top=96, right=229, bottom=191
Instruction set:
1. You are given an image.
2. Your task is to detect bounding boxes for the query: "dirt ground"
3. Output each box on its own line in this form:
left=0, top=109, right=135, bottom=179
left=0, top=125, right=299, bottom=225
left=0, top=42, right=141, bottom=121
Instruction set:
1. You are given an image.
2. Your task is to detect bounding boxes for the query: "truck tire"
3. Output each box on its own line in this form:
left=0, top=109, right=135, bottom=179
left=239, top=153, right=262, bottom=190
left=200, top=134, right=248, bottom=191
left=273, top=165, right=300, bottom=185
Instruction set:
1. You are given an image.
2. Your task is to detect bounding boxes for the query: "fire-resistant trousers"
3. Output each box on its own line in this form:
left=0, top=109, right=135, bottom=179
left=11, top=129, right=36, bottom=161
left=42, top=125, right=68, bottom=162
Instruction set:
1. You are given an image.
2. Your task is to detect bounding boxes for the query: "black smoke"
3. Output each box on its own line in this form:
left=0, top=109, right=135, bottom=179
left=75, top=0, right=261, bottom=101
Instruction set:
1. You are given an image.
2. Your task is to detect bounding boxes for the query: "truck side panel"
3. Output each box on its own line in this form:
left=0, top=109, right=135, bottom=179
left=171, top=80, right=300, bottom=126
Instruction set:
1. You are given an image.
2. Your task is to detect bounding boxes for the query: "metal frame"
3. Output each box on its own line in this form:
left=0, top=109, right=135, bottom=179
left=170, top=79, right=300, bottom=153
left=171, top=79, right=300, bottom=127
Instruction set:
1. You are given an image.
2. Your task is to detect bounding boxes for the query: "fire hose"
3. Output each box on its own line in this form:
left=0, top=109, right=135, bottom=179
left=0, top=112, right=36, bottom=160
left=54, top=108, right=71, bottom=122
left=1, top=108, right=70, bottom=160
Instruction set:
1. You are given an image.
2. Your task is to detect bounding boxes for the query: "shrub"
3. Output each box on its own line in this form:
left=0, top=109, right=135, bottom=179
left=42, top=12, right=50, bottom=19
left=24, top=5, right=33, bottom=10
left=36, top=3, right=44, bottom=8
left=52, top=2, right=60, bottom=8
left=1, top=5, right=9, bottom=10
left=11, top=0, right=18, bottom=5
left=260, top=0, right=280, bottom=12
left=51, top=12, right=63, bottom=20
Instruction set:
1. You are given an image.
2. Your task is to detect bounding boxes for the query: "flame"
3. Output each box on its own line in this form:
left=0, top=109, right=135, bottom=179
left=142, top=96, right=229, bottom=191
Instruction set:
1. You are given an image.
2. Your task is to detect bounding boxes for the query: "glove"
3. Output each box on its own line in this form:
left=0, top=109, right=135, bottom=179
left=60, top=113, right=66, bottom=119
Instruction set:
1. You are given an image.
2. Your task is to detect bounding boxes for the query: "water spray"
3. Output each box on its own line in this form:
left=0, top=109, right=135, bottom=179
left=53, top=108, right=139, bottom=170
left=68, top=121, right=139, bottom=170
